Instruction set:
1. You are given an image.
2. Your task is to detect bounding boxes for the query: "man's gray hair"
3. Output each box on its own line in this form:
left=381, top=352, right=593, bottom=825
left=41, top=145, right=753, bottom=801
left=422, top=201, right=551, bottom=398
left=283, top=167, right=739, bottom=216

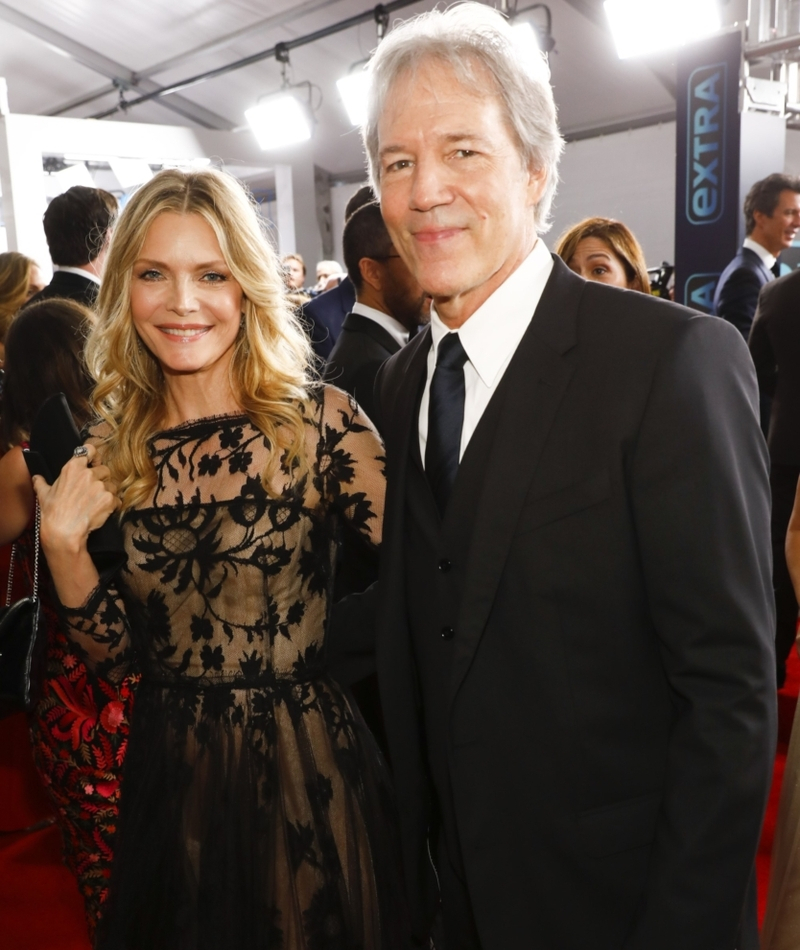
left=362, top=2, right=565, bottom=232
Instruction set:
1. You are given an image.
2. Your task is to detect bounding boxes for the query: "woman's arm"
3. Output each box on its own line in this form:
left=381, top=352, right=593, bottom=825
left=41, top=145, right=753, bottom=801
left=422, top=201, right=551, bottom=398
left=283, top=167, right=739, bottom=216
left=0, top=446, right=35, bottom=545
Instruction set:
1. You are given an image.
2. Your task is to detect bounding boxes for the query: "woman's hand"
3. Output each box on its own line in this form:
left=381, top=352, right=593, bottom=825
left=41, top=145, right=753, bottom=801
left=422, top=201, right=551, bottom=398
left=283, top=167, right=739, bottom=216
left=31, top=443, right=119, bottom=608
left=32, top=443, right=119, bottom=557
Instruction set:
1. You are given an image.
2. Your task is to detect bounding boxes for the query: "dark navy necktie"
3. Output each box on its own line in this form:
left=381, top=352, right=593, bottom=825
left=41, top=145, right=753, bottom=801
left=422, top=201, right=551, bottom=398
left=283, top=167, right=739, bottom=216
left=425, top=333, right=469, bottom=516
left=771, top=260, right=781, bottom=278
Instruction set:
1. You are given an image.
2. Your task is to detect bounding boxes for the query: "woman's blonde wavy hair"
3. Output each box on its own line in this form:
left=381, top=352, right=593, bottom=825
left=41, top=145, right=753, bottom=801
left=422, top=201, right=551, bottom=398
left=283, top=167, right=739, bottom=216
left=86, top=167, right=314, bottom=512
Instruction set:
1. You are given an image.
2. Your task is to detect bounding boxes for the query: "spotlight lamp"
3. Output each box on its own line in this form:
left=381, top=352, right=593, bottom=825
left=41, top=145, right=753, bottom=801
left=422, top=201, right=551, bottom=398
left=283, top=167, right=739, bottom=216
left=506, top=2, right=556, bottom=55
left=337, top=61, right=371, bottom=127
left=245, top=43, right=316, bottom=150
left=604, top=0, right=721, bottom=60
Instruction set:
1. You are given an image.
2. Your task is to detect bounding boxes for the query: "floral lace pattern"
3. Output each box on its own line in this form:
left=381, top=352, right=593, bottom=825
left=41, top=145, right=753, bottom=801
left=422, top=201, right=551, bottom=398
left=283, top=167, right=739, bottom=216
left=60, top=387, right=406, bottom=950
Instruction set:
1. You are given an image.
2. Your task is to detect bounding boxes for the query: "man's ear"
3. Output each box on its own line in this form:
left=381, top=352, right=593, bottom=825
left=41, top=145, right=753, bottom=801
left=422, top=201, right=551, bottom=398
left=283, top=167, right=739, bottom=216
left=526, top=164, right=547, bottom=207
left=359, top=257, right=384, bottom=292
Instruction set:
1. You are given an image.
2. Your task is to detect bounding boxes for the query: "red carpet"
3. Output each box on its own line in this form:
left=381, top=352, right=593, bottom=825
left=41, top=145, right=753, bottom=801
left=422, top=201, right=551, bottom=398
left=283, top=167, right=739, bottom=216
left=757, top=649, right=800, bottom=924
left=0, top=653, right=797, bottom=945
left=0, top=712, right=91, bottom=949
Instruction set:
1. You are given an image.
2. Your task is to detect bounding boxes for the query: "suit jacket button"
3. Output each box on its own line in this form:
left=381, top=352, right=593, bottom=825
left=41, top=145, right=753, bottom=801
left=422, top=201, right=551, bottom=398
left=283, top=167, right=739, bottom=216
left=441, top=626, right=455, bottom=640
left=438, top=559, right=452, bottom=573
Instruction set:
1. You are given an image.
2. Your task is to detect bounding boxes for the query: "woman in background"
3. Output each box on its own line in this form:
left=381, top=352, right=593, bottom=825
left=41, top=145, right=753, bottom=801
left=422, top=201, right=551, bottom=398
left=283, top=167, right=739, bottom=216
left=0, top=299, right=137, bottom=938
left=555, top=216, right=651, bottom=293
left=0, top=251, right=45, bottom=363
left=35, top=167, right=405, bottom=949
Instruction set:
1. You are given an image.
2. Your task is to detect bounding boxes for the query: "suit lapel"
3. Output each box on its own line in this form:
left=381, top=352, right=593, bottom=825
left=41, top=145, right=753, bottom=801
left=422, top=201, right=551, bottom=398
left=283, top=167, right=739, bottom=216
left=448, top=257, right=585, bottom=709
left=742, top=247, right=772, bottom=285
left=342, top=312, right=403, bottom=356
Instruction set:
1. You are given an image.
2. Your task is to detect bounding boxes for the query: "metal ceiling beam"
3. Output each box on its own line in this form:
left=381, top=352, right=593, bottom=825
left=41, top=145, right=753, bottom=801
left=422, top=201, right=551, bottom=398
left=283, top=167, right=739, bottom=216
left=46, top=0, right=351, bottom=120
left=560, top=0, right=676, bottom=98
left=0, top=1, right=232, bottom=129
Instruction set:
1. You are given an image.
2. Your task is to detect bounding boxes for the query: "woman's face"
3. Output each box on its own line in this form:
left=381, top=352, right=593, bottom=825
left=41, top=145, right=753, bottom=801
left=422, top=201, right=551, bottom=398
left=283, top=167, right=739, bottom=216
left=26, top=264, right=45, bottom=300
left=566, top=236, right=634, bottom=290
left=130, top=212, right=244, bottom=384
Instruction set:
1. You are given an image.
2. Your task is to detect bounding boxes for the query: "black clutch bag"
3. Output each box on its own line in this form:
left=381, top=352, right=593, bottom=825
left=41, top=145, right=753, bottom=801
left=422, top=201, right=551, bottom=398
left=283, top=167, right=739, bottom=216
left=0, top=506, right=46, bottom=711
left=23, top=393, right=126, bottom=583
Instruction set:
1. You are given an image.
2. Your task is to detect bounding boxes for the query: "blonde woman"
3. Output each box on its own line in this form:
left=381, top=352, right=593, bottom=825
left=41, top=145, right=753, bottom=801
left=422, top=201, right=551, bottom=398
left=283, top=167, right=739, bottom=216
left=33, top=168, right=406, bottom=949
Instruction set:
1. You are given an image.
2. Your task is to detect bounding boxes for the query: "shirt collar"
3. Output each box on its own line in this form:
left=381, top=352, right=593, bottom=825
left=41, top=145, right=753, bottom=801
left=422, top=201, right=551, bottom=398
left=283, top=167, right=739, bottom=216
left=429, top=239, right=554, bottom=388
left=55, top=265, right=101, bottom=286
left=351, top=301, right=409, bottom=347
left=742, top=237, right=777, bottom=271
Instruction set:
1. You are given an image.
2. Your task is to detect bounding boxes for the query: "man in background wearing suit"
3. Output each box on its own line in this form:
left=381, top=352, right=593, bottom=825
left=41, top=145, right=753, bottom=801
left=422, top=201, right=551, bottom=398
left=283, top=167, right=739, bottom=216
left=302, top=186, right=377, bottom=361
left=324, top=199, right=429, bottom=427
left=713, top=173, right=800, bottom=340
left=27, top=185, right=117, bottom=309
left=363, top=6, right=776, bottom=949
left=751, top=269, right=800, bottom=688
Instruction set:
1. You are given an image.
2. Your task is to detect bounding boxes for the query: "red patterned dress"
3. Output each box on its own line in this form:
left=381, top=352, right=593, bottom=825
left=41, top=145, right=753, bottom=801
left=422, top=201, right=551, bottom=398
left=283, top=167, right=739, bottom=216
left=14, top=518, right=139, bottom=938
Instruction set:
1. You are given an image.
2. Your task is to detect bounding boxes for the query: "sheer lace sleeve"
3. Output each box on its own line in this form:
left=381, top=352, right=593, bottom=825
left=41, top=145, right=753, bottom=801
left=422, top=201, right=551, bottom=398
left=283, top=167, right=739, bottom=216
left=315, top=385, right=386, bottom=547
left=59, top=581, right=135, bottom=684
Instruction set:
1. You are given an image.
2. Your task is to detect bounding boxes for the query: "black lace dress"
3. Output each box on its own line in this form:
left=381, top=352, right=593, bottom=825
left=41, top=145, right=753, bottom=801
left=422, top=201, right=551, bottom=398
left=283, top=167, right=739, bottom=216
left=61, top=387, right=407, bottom=950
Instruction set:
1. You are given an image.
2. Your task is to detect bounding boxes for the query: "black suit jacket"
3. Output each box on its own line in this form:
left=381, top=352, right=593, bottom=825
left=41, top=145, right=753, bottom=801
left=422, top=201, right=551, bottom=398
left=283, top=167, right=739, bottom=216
left=301, top=277, right=356, bottom=361
left=323, top=312, right=402, bottom=429
left=749, top=268, right=800, bottom=466
left=372, top=257, right=775, bottom=949
left=713, top=246, right=773, bottom=339
left=26, top=270, right=99, bottom=309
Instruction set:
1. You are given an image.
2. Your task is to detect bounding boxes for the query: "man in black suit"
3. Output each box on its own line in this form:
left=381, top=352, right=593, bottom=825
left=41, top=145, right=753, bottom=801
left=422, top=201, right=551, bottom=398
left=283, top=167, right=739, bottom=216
left=713, top=173, right=800, bottom=339
left=302, top=186, right=376, bottom=361
left=27, top=185, right=117, bottom=309
left=324, top=200, right=429, bottom=427
left=357, top=5, right=775, bottom=948
left=750, top=270, right=800, bottom=688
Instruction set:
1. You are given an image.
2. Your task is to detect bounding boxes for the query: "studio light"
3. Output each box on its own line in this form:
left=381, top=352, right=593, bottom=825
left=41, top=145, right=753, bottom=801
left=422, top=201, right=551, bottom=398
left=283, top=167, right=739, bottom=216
left=246, top=92, right=312, bottom=150
left=512, top=21, right=542, bottom=56
left=337, top=66, right=370, bottom=127
left=604, top=0, right=721, bottom=59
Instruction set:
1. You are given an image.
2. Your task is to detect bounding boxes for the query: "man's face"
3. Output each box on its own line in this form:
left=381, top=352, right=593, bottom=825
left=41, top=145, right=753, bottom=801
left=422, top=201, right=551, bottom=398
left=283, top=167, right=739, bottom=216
left=753, top=189, right=800, bottom=255
left=378, top=249, right=431, bottom=330
left=284, top=258, right=305, bottom=289
left=377, top=58, right=545, bottom=327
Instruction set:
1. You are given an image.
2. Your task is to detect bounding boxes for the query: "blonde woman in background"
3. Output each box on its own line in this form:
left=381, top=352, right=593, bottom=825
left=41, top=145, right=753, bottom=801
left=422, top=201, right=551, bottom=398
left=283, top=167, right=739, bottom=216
left=555, top=216, right=651, bottom=294
left=0, top=252, right=45, bottom=363
left=33, top=167, right=407, bottom=949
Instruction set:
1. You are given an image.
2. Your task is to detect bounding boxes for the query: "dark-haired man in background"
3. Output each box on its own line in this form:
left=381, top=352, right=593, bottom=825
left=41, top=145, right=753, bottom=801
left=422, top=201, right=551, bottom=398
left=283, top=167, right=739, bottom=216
left=713, top=173, right=800, bottom=340
left=324, top=201, right=429, bottom=427
left=27, top=185, right=117, bottom=309
left=302, top=185, right=375, bottom=360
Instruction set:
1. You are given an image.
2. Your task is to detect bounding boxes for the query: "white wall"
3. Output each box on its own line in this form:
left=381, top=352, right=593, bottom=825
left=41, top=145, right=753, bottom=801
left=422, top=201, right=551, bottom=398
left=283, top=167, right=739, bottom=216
left=547, top=122, right=677, bottom=269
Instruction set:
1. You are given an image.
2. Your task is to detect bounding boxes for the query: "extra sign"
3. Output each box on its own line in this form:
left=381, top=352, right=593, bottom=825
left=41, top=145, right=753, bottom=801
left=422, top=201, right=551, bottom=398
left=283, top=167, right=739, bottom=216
left=686, top=63, right=726, bottom=225
left=674, top=30, right=741, bottom=306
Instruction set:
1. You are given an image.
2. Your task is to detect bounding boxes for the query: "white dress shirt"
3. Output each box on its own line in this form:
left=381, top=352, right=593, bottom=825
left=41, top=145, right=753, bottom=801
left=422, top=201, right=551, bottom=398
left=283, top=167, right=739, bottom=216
left=350, top=301, right=409, bottom=348
left=419, top=239, right=554, bottom=464
left=55, top=265, right=101, bottom=286
left=742, top=237, right=777, bottom=273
